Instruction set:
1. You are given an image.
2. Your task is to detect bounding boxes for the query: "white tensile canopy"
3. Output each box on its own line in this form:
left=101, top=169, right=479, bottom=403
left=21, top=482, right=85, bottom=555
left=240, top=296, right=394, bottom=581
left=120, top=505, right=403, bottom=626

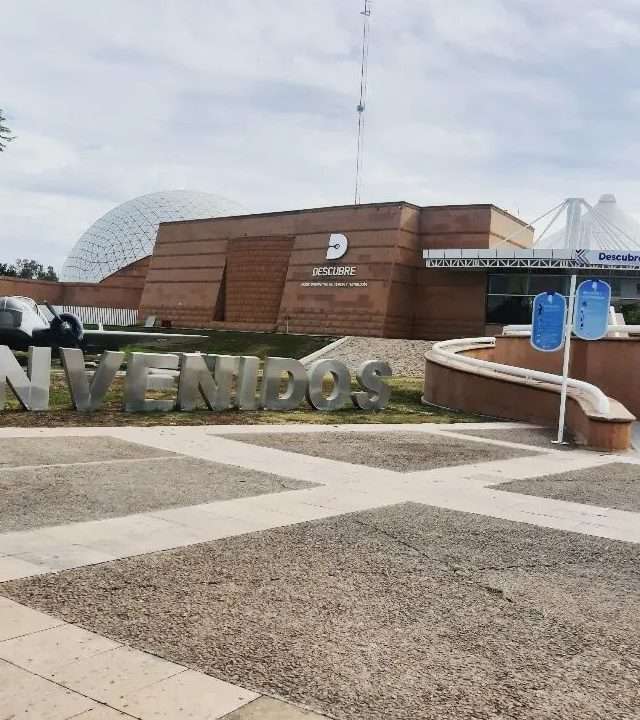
left=534, top=194, right=640, bottom=251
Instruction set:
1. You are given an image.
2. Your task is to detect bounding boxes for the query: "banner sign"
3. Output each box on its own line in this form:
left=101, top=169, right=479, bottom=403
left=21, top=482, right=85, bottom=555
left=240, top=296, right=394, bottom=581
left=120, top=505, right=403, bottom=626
left=575, top=249, right=640, bottom=267
left=0, top=347, right=392, bottom=413
left=574, top=279, right=611, bottom=340
left=531, top=292, right=566, bottom=352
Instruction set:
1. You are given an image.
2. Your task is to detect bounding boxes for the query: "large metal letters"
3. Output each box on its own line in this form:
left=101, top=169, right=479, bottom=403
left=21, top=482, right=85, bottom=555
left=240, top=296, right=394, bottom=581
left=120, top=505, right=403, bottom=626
left=0, top=346, right=393, bottom=413
left=236, top=356, right=260, bottom=410
left=178, top=354, right=239, bottom=411
left=352, top=360, right=392, bottom=410
left=0, top=345, right=51, bottom=411
left=124, top=352, right=180, bottom=412
left=61, top=348, right=125, bottom=412
left=260, top=357, right=308, bottom=411
left=306, top=359, right=352, bottom=411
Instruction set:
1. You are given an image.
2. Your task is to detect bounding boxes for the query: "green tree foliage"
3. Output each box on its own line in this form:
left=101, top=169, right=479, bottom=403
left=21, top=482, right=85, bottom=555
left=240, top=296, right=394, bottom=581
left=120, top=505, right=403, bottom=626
left=0, top=109, right=14, bottom=152
left=0, top=259, right=58, bottom=281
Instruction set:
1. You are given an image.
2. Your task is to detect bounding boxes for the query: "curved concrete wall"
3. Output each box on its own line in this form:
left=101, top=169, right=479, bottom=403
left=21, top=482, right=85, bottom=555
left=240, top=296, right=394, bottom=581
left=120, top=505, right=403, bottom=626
left=423, top=338, right=636, bottom=451
left=493, top=336, right=640, bottom=417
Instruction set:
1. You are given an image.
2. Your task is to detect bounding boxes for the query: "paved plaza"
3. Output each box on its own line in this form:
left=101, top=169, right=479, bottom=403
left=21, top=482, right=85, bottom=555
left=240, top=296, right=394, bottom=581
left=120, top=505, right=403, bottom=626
left=0, top=422, right=639, bottom=719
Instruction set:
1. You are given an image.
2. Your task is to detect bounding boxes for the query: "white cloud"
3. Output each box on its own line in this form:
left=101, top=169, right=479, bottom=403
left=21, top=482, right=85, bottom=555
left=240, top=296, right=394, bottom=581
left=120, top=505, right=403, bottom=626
left=2, top=0, right=640, bottom=270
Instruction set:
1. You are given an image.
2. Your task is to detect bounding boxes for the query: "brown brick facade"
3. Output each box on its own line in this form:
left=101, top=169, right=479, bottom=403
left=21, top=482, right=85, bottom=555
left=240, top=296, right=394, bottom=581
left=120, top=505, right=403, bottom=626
left=0, top=256, right=148, bottom=310
left=1, top=202, right=531, bottom=339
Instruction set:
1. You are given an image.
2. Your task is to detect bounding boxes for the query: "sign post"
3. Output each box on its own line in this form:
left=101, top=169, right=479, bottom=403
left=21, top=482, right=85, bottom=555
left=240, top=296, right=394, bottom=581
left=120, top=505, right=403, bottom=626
left=531, top=276, right=611, bottom=444
left=554, top=274, right=577, bottom=444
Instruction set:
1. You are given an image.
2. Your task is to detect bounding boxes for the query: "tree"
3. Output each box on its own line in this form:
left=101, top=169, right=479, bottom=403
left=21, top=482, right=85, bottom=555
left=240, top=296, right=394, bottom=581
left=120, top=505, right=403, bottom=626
left=0, top=262, right=17, bottom=277
left=1, top=259, right=58, bottom=281
left=0, top=109, right=14, bottom=152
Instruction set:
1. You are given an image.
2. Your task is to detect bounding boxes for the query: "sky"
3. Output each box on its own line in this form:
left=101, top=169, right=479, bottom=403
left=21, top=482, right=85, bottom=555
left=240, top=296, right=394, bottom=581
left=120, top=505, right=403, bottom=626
left=2, top=0, right=640, bottom=270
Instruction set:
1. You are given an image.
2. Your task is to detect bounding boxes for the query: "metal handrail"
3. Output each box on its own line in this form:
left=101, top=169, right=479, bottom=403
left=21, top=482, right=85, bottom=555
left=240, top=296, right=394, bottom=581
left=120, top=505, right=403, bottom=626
left=430, top=337, right=610, bottom=414
left=503, top=324, right=640, bottom=335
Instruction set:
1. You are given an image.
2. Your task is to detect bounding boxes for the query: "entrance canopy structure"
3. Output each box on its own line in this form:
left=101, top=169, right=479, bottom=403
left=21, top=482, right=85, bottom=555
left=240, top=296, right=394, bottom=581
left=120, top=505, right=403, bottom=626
left=423, top=194, right=640, bottom=270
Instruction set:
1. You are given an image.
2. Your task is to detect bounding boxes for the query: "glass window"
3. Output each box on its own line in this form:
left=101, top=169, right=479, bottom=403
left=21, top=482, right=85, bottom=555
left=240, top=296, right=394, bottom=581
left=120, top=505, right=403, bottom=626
left=487, top=274, right=528, bottom=295
left=486, top=295, right=533, bottom=324
left=528, top=274, right=569, bottom=295
left=616, top=301, right=640, bottom=324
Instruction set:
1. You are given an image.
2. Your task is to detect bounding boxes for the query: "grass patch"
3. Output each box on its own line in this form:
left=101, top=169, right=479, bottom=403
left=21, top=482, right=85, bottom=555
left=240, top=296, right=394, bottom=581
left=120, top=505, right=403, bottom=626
left=0, top=374, right=481, bottom=428
left=85, top=329, right=336, bottom=359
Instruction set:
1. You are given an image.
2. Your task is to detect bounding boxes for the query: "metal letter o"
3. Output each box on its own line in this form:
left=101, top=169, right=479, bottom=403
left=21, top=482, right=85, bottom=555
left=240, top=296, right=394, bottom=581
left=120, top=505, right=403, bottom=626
left=306, top=359, right=352, bottom=411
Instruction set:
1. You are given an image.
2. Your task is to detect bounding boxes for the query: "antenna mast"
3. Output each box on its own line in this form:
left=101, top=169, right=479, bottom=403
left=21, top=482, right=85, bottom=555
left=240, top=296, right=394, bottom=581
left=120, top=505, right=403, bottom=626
left=354, top=0, right=371, bottom=205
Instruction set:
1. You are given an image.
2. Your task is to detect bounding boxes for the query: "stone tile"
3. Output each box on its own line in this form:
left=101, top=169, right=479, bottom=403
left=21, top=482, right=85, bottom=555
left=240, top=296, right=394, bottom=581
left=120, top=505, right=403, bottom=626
left=222, top=697, right=329, bottom=719
left=0, top=436, right=170, bottom=468
left=0, top=658, right=96, bottom=718
left=14, top=544, right=117, bottom=571
left=0, top=623, right=120, bottom=676
left=0, top=596, right=63, bottom=641
left=149, top=505, right=260, bottom=538
left=449, top=426, right=576, bottom=450
left=0, top=454, right=316, bottom=533
left=6, top=504, right=637, bottom=720
left=73, top=707, right=130, bottom=719
left=221, top=430, right=539, bottom=472
left=493, top=461, right=640, bottom=512
left=54, top=645, right=185, bottom=702
left=118, top=669, right=258, bottom=719
left=0, top=554, right=47, bottom=581
left=0, top=528, right=59, bottom=555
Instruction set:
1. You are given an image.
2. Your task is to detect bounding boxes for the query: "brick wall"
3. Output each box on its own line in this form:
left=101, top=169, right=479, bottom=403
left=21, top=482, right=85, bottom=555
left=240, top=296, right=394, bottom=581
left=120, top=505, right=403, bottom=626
left=31, top=201, right=530, bottom=338
left=224, top=237, right=294, bottom=326
left=0, top=258, right=147, bottom=310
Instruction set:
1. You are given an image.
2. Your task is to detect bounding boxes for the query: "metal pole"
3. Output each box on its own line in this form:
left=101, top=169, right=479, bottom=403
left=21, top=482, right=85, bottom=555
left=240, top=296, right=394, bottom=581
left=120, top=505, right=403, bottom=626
left=555, top=273, right=576, bottom=444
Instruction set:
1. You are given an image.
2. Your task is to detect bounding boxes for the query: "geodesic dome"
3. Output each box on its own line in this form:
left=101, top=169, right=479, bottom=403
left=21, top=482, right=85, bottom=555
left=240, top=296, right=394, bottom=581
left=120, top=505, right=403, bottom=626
left=61, top=190, right=247, bottom=282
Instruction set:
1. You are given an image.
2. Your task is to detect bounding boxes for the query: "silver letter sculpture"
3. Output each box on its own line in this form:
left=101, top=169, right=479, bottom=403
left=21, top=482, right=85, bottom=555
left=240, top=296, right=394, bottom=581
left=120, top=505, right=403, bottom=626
left=125, top=352, right=179, bottom=412
left=306, top=359, right=352, bottom=411
left=260, top=357, right=307, bottom=411
left=60, top=348, right=124, bottom=412
left=178, top=354, right=239, bottom=411
left=0, top=345, right=50, bottom=411
left=352, top=360, right=392, bottom=410
left=236, top=356, right=260, bottom=410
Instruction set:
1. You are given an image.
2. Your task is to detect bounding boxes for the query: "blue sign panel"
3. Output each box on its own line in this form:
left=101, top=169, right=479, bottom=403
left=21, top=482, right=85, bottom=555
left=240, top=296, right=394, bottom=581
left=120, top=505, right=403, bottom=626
left=531, top=292, right=566, bottom=352
left=574, top=279, right=611, bottom=340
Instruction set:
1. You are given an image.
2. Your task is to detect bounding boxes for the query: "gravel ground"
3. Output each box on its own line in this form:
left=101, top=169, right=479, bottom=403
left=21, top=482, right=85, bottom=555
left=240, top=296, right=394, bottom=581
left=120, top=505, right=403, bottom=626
left=0, top=457, right=316, bottom=532
left=303, top=336, right=434, bottom=377
left=5, top=503, right=638, bottom=720
left=221, top=431, right=539, bottom=472
left=0, top=436, right=169, bottom=468
left=494, top=461, right=640, bottom=512
left=449, top=427, right=575, bottom=450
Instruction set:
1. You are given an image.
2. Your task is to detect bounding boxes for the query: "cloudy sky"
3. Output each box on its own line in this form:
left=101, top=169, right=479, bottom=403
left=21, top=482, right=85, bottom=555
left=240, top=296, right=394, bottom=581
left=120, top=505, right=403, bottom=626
left=2, top=0, right=640, bottom=270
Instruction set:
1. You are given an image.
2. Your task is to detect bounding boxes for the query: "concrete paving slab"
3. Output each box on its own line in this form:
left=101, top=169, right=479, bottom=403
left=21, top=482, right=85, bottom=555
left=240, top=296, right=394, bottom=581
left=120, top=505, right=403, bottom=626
left=117, top=669, right=258, bottom=719
left=4, top=503, right=638, bottom=720
left=0, top=436, right=171, bottom=467
left=0, top=456, right=317, bottom=532
left=0, top=596, right=63, bottom=641
left=53, top=645, right=185, bottom=702
left=74, top=707, right=131, bottom=719
left=0, top=659, right=96, bottom=719
left=221, top=431, right=539, bottom=472
left=0, top=623, right=120, bottom=677
left=493, top=461, right=640, bottom=512
left=222, top=697, right=330, bottom=719
left=0, top=554, right=49, bottom=582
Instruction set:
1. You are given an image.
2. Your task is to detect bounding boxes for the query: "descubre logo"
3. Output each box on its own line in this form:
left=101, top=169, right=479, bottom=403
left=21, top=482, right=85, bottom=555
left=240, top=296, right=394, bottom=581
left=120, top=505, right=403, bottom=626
left=326, top=233, right=348, bottom=260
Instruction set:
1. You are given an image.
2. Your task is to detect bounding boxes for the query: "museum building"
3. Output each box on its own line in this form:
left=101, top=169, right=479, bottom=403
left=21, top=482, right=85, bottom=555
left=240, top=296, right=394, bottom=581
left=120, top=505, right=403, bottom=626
left=3, top=192, right=640, bottom=339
